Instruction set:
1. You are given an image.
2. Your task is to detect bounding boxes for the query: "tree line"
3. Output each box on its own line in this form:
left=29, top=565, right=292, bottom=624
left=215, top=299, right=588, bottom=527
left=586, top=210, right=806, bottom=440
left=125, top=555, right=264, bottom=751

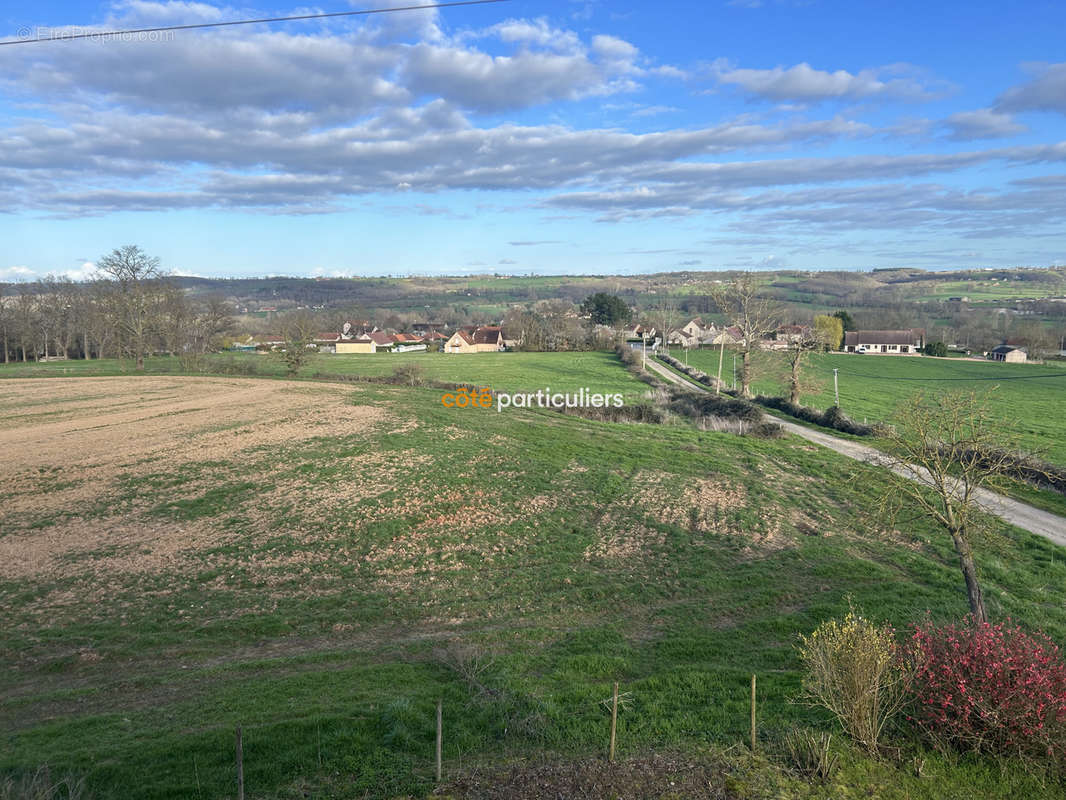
left=0, top=246, right=231, bottom=369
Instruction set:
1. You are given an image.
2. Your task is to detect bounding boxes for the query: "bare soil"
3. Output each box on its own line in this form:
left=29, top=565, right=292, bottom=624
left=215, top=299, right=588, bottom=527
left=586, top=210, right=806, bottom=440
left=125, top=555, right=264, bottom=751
left=0, top=377, right=388, bottom=585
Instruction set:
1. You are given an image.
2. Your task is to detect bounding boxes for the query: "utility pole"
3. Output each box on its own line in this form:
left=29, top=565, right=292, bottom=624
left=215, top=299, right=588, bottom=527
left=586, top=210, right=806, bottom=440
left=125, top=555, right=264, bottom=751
left=833, top=368, right=840, bottom=407
left=716, top=338, right=725, bottom=395
left=732, top=353, right=736, bottom=390
left=641, top=332, right=646, bottom=370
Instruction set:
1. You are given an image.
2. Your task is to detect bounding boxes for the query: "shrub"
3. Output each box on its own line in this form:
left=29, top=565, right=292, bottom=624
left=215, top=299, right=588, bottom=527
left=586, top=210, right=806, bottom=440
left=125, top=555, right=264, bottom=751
left=0, top=766, right=90, bottom=800
left=785, top=729, right=840, bottom=781
left=754, top=395, right=873, bottom=436
left=798, top=609, right=910, bottom=753
left=906, top=618, right=1066, bottom=769
left=390, top=363, right=426, bottom=386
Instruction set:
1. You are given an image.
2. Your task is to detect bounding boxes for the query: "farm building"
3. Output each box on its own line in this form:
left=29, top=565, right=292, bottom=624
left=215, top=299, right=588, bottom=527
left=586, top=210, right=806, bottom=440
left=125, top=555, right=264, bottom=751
left=844, top=329, right=925, bottom=354
left=988, top=345, right=1028, bottom=363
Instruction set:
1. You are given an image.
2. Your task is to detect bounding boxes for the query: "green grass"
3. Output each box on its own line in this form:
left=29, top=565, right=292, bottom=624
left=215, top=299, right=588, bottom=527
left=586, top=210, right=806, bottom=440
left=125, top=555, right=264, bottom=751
left=912, top=279, right=1066, bottom=302
left=0, top=351, right=651, bottom=400
left=681, top=349, right=1066, bottom=467
left=4, top=372, right=1066, bottom=798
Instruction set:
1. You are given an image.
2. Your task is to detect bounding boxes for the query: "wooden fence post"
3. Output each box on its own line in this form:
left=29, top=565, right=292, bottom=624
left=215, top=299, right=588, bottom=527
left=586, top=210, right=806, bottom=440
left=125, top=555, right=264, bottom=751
left=236, top=725, right=245, bottom=800
left=435, top=698, right=443, bottom=783
left=609, top=682, right=619, bottom=763
left=750, top=675, right=757, bottom=752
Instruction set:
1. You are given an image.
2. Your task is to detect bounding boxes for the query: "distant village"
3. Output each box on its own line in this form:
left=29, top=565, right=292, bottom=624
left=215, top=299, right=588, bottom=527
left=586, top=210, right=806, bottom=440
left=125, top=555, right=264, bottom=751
left=232, top=316, right=1033, bottom=363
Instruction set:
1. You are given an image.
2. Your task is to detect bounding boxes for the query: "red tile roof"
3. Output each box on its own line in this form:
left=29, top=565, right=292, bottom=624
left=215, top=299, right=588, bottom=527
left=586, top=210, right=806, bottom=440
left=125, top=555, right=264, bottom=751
left=473, top=326, right=503, bottom=345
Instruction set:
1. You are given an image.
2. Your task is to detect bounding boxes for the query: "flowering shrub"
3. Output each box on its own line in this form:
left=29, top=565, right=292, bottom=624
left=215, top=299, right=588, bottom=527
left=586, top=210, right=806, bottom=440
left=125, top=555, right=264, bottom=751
left=907, top=618, right=1066, bottom=768
left=798, top=609, right=911, bottom=753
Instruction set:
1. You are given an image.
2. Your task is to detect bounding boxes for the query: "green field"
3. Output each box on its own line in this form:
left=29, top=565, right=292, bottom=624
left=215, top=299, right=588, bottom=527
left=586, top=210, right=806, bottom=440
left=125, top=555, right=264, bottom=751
left=3, top=371, right=1066, bottom=799
left=681, top=350, right=1066, bottom=467
left=0, top=351, right=651, bottom=400
left=912, top=279, right=1066, bottom=302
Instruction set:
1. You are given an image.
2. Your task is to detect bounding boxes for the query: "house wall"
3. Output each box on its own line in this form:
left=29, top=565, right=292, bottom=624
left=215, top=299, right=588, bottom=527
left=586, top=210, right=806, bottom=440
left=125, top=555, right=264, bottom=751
left=336, top=341, right=375, bottom=354
left=445, top=335, right=474, bottom=353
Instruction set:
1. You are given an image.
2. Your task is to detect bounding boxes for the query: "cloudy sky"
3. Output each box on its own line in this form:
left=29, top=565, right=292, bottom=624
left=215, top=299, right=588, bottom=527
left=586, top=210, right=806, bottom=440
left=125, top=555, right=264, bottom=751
left=2, top=0, right=1066, bottom=279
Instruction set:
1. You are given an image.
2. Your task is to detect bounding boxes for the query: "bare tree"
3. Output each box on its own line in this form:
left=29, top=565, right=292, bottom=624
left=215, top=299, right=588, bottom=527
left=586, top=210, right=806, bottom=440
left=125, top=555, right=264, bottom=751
left=0, top=285, right=10, bottom=363
left=648, top=295, right=682, bottom=353
left=161, top=289, right=233, bottom=372
left=711, top=274, right=782, bottom=397
left=879, top=391, right=1020, bottom=623
left=782, top=326, right=829, bottom=405
left=277, top=311, right=319, bottom=376
left=13, top=289, right=40, bottom=362
left=96, top=245, right=167, bottom=370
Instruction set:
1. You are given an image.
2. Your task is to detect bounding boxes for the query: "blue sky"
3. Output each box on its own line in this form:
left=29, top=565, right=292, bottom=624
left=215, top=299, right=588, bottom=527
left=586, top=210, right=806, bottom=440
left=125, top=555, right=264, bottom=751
left=2, top=0, right=1065, bottom=279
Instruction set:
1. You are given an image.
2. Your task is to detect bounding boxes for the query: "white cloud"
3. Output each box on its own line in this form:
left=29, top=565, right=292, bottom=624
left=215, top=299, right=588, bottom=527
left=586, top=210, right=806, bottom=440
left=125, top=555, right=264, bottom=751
left=0, top=262, right=98, bottom=281
left=998, top=62, right=1066, bottom=114
left=710, top=60, right=936, bottom=102
left=0, top=266, right=37, bottom=281
left=944, top=109, right=1026, bottom=141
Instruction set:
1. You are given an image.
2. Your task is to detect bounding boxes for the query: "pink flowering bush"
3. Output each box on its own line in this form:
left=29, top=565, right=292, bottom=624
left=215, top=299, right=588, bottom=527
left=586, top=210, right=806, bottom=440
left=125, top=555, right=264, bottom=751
left=907, top=618, right=1066, bottom=768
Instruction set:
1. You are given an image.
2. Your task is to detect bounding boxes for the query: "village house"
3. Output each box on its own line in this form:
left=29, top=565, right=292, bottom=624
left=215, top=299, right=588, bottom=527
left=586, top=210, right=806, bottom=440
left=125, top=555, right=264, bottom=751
left=707, top=326, right=744, bottom=347
left=667, top=318, right=719, bottom=349
left=445, top=325, right=505, bottom=353
left=313, top=332, right=341, bottom=353
left=336, top=331, right=395, bottom=354
left=988, top=344, right=1028, bottom=363
left=760, top=324, right=813, bottom=351
left=843, top=329, right=925, bottom=354
left=623, top=324, right=656, bottom=340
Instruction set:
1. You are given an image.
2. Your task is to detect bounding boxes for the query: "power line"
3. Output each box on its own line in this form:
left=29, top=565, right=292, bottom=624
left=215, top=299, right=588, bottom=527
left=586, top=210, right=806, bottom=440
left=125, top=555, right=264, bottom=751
left=0, top=0, right=509, bottom=47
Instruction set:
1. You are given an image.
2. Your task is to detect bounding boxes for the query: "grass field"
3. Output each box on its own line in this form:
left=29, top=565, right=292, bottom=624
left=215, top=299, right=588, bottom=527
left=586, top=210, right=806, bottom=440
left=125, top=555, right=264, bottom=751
left=0, top=351, right=650, bottom=400
left=680, top=349, right=1066, bottom=467
left=4, top=373, right=1066, bottom=798
left=911, top=279, right=1066, bottom=302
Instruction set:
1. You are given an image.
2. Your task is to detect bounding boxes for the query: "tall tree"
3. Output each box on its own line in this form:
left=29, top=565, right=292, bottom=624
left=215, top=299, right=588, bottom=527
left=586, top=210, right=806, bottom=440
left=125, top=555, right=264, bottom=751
left=96, top=245, right=167, bottom=370
left=711, top=274, right=782, bottom=397
left=814, top=314, right=844, bottom=351
left=580, top=292, right=631, bottom=326
left=0, top=285, right=9, bottom=363
left=879, top=391, right=1021, bottom=623
left=832, top=310, right=856, bottom=331
left=783, top=325, right=830, bottom=405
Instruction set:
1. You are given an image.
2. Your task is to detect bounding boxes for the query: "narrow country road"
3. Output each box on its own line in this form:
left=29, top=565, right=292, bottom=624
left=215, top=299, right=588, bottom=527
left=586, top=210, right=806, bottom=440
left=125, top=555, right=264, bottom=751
left=644, top=357, right=1066, bottom=546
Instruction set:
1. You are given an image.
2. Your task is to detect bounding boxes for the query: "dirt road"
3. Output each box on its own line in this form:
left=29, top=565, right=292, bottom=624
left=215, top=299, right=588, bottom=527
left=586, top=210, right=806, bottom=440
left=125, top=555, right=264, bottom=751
left=644, top=357, right=1066, bottom=545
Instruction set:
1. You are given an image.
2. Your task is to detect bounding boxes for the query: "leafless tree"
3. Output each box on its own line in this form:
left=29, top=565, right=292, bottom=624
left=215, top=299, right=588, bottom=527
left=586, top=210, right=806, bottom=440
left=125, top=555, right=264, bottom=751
left=277, top=311, right=319, bottom=376
left=648, top=295, right=682, bottom=353
left=95, top=245, right=168, bottom=370
left=161, top=288, right=232, bottom=371
left=711, top=274, right=783, bottom=397
left=0, top=286, right=10, bottom=363
left=13, top=289, right=40, bottom=362
left=879, top=391, right=1021, bottom=623
left=783, top=326, right=830, bottom=405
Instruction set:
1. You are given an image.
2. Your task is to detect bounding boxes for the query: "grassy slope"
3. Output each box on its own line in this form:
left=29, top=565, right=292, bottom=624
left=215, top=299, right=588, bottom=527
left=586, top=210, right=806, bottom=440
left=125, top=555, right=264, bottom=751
left=681, top=350, right=1066, bottom=467
left=0, top=351, right=649, bottom=400
left=3, top=374, right=1066, bottom=799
